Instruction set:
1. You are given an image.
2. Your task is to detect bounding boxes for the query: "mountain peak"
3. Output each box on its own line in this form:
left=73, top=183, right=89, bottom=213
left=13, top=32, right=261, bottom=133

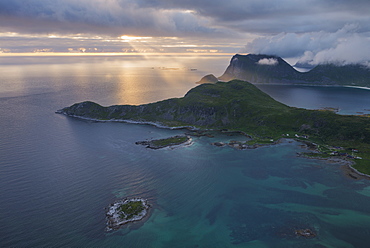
left=219, top=54, right=298, bottom=83
left=219, top=54, right=370, bottom=86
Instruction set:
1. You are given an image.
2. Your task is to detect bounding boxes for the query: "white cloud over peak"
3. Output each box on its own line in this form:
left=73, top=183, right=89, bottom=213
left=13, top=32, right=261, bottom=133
left=257, top=58, right=278, bottom=66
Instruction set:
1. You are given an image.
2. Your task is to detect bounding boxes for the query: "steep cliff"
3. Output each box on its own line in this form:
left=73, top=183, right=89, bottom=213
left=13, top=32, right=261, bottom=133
left=219, top=54, right=370, bottom=86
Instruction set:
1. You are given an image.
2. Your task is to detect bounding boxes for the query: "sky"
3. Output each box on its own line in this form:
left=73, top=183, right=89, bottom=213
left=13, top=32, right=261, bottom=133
left=0, top=0, right=370, bottom=65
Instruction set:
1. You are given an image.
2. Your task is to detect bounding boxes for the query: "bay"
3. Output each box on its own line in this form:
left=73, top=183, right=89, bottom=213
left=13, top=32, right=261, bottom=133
left=1, top=55, right=370, bottom=247
left=256, top=84, right=370, bottom=115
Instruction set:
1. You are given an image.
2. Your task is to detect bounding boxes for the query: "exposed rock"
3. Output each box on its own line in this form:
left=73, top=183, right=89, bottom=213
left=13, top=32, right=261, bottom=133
left=211, top=142, right=226, bottom=147
left=136, top=135, right=192, bottom=149
left=295, top=228, right=316, bottom=238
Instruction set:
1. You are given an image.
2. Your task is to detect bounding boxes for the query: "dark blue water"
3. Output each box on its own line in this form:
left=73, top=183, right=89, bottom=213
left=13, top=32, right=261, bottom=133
left=1, top=56, right=370, bottom=247
left=257, top=84, right=370, bottom=115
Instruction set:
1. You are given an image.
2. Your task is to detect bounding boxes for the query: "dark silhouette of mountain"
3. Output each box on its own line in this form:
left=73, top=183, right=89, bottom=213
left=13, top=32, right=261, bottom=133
left=220, top=54, right=370, bottom=86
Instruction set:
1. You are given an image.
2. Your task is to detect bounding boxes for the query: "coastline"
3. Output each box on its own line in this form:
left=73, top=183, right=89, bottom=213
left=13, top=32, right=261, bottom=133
left=57, top=111, right=369, bottom=179
left=56, top=111, right=200, bottom=131
left=297, top=147, right=370, bottom=180
left=347, top=164, right=370, bottom=179
left=254, top=83, right=367, bottom=88
left=345, top=86, right=370, bottom=91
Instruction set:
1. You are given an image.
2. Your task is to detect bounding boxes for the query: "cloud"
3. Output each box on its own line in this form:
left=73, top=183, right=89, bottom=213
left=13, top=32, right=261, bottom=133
left=0, top=0, right=369, bottom=60
left=257, top=58, right=278, bottom=66
left=0, top=0, right=230, bottom=38
left=307, top=35, right=370, bottom=65
left=1, top=0, right=370, bottom=37
left=136, top=0, right=370, bottom=34
left=244, top=24, right=370, bottom=65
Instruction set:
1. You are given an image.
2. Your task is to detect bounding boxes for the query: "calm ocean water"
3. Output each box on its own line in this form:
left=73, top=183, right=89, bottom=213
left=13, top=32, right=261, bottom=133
left=256, top=84, right=370, bottom=115
left=1, top=55, right=370, bottom=247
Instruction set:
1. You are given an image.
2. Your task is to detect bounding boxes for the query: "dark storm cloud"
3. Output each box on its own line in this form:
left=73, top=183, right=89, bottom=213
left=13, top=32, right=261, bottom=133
left=2, top=0, right=369, bottom=36
left=134, top=0, right=370, bottom=33
left=0, top=0, right=222, bottom=37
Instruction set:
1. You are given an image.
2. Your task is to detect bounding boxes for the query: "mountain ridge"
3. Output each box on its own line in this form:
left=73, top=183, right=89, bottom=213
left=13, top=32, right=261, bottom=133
left=219, top=54, right=370, bottom=86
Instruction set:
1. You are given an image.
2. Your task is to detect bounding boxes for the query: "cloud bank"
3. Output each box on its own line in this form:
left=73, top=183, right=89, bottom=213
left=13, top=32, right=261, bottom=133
left=0, top=0, right=225, bottom=37
left=1, top=0, right=369, bottom=37
left=0, top=0, right=369, bottom=63
left=244, top=24, right=370, bottom=66
left=257, top=58, right=278, bottom=66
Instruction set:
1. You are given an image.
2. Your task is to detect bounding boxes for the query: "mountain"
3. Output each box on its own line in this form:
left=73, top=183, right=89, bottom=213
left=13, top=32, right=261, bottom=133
left=58, top=79, right=370, bottom=144
left=219, top=54, right=370, bottom=86
left=304, top=64, right=370, bottom=86
left=219, top=54, right=302, bottom=84
left=57, top=80, right=291, bottom=129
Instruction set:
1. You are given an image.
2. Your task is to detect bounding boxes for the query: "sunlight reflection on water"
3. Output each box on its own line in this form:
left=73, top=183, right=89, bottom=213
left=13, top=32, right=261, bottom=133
left=0, top=55, right=231, bottom=105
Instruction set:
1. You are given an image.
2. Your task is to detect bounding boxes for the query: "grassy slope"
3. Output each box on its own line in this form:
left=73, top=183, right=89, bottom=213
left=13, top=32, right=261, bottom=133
left=60, top=80, right=370, bottom=174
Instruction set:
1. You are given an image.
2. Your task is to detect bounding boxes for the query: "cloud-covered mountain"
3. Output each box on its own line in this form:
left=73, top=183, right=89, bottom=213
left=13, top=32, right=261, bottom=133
left=243, top=25, right=370, bottom=67
left=220, top=54, right=370, bottom=86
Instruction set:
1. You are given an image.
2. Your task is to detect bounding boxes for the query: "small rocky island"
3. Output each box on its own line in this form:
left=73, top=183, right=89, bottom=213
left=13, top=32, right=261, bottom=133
left=106, top=198, right=150, bottom=231
left=295, top=228, right=316, bottom=238
left=136, top=135, right=192, bottom=149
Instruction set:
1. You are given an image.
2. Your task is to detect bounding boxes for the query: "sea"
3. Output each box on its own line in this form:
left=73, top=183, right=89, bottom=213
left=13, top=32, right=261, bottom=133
left=1, top=55, right=370, bottom=248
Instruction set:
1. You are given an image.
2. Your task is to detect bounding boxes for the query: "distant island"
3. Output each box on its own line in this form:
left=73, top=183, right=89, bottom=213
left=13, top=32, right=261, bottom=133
left=56, top=79, right=370, bottom=176
left=219, top=54, right=370, bottom=87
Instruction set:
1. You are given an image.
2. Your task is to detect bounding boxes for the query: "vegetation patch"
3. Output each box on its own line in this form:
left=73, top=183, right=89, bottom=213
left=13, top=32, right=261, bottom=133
left=118, top=200, right=146, bottom=220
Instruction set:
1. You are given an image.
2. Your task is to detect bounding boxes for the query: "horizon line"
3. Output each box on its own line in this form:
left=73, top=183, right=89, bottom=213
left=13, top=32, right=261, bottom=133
left=0, top=52, right=239, bottom=57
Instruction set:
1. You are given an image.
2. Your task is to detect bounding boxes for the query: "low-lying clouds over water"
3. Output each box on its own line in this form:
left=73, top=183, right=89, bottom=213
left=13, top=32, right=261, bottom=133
left=245, top=24, right=370, bottom=66
left=0, top=0, right=369, bottom=64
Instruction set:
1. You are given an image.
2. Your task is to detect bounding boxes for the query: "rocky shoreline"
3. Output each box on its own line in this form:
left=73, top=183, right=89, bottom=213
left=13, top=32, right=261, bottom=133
left=211, top=136, right=369, bottom=180
left=55, top=110, right=200, bottom=131
left=106, top=198, right=150, bottom=231
left=211, top=138, right=285, bottom=150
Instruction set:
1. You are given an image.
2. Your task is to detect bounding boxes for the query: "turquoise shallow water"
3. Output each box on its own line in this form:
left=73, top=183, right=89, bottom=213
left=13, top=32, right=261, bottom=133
left=1, top=56, right=370, bottom=247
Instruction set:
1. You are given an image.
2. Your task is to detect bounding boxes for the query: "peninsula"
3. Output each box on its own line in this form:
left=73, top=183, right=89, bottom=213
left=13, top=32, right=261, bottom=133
left=57, top=79, right=370, bottom=175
